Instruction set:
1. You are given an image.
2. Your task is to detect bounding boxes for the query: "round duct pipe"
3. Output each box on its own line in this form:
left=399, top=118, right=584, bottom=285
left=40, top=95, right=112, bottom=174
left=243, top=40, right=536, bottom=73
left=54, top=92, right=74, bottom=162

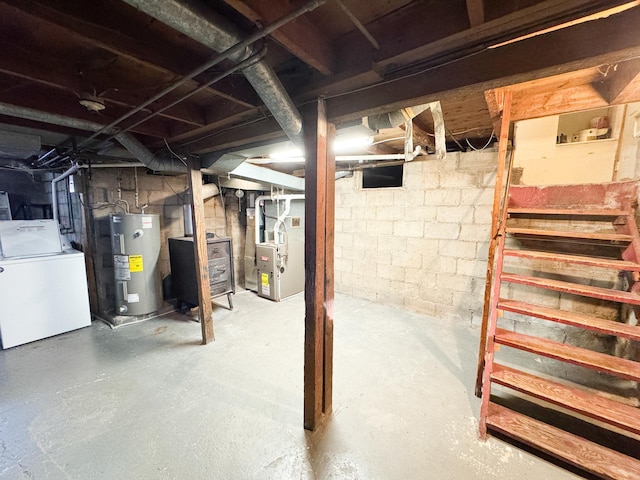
left=182, top=183, right=220, bottom=236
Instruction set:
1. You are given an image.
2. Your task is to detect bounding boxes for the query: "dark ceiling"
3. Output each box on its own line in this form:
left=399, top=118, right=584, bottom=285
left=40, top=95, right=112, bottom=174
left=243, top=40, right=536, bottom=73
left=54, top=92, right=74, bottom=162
left=0, top=0, right=639, bottom=169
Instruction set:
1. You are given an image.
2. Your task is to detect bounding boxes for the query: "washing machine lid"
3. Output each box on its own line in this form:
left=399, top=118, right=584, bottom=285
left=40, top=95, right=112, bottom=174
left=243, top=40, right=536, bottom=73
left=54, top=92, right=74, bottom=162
left=0, top=220, right=62, bottom=258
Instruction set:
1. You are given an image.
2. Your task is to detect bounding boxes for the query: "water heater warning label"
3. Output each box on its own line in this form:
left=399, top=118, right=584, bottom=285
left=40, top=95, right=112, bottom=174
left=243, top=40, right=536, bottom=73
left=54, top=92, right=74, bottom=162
left=114, top=255, right=131, bottom=280
left=142, top=216, right=153, bottom=229
left=261, top=273, right=270, bottom=296
left=129, top=255, right=143, bottom=272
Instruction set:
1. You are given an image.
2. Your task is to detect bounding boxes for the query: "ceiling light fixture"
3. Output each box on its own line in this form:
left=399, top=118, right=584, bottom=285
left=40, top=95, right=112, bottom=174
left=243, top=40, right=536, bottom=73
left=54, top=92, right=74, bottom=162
left=79, top=94, right=106, bottom=112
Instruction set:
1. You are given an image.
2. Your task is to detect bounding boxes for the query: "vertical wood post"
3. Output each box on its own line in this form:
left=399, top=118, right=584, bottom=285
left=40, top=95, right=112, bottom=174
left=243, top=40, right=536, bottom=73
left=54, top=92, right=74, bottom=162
left=187, top=155, right=214, bottom=344
left=475, top=90, right=512, bottom=397
left=303, top=98, right=335, bottom=430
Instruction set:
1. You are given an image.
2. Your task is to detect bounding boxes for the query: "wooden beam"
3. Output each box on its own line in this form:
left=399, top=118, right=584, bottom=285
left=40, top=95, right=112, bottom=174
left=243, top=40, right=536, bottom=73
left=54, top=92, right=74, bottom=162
left=187, top=156, right=215, bottom=344
left=326, top=6, right=640, bottom=123
left=466, top=0, right=485, bottom=27
left=324, top=121, right=336, bottom=415
left=0, top=46, right=206, bottom=128
left=224, top=0, right=335, bottom=75
left=303, top=98, right=335, bottom=430
left=475, top=90, right=512, bottom=398
left=2, top=0, right=259, bottom=108
left=592, top=57, right=640, bottom=104
left=484, top=88, right=504, bottom=136
left=373, top=0, right=633, bottom=74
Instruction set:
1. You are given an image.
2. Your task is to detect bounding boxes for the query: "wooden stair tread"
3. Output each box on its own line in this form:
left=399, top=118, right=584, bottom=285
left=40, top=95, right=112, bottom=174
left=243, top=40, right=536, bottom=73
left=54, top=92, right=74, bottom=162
left=508, top=207, right=630, bottom=217
left=497, top=299, right=640, bottom=341
left=491, top=364, right=640, bottom=435
left=494, top=328, right=640, bottom=382
left=486, top=403, right=640, bottom=480
left=501, top=272, right=640, bottom=306
left=505, top=227, right=632, bottom=242
left=503, top=249, right=640, bottom=271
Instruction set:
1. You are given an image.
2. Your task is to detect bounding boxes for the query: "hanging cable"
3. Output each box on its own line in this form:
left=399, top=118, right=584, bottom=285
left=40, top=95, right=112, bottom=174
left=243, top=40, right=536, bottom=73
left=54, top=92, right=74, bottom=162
left=465, top=130, right=495, bottom=152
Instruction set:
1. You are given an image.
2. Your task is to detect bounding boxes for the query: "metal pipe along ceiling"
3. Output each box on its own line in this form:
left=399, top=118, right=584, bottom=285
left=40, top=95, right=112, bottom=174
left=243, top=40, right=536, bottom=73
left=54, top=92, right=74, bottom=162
left=0, top=103, right=185, bottom=172
left=121, top=0, right=313, bottom=147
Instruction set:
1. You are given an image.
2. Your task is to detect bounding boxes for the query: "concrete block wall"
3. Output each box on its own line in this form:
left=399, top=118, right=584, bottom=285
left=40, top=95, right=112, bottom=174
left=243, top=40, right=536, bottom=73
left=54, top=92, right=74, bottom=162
left=334, top=150, right=498, bottom=324
left=334, top=150, right=630, bottom=335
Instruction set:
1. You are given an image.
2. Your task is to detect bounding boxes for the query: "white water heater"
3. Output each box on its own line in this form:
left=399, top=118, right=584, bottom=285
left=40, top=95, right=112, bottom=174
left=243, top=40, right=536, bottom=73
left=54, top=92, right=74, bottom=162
left=110, top=214, right=161, bottom=315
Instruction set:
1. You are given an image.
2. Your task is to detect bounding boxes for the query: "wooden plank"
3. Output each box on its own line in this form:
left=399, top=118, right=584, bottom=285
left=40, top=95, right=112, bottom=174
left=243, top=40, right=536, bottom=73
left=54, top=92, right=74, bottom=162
left=502, top=272, right=640, bottom=305
left=499, top=299, right=640, bottom=341
left=503, top=249, right=640, bottom=271
left=304, top=98, right=332, bottom=430
left=508, top=207, right=629, bottom=216
left=2, top=0, right=257, bottom=109
left=506, top=227, right=632, bottom=242
left=494, top=328, right=640, bottom=382
left=324, top=122, right=336, bottom=415
left=326, top=6, right=640, bottom=123
left=508, top=181, right=639, bottom=211
left=465, top=0, right=484, bottom=27
left=187, top=156, right=214, bottom=344
left=491, top=364, right=640, bottom=435
left=486, top=402, right=640, bottom=480
left=224, top=0, right=335, bottom=75
left=476, top=90, right=511, bottom=398
left=592, top=57, right=640, bottom=104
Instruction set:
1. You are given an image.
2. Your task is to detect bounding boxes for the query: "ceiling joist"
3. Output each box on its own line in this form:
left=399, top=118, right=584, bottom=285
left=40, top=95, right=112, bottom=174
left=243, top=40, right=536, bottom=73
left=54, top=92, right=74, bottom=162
left=224, top=0, right=335, bottom=75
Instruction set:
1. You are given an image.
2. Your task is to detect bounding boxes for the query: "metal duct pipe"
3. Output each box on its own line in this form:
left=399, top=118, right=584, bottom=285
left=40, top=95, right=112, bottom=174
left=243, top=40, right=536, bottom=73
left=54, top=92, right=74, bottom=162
left=121, top=0, right=323, bottom=146
left=367, top=105, right=429, bottom=131
left=0, top=103, right=184, bottom=172
left=114, top=133, right=186, bottom=173
left=52, top=163, right=79, bottom=223
left=182, top=183, right=219, bottom=236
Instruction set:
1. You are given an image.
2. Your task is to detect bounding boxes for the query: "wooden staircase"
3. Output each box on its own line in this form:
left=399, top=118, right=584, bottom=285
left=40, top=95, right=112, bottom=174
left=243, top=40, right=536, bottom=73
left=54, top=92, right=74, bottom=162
left=479, top=181, right=640, bottom=479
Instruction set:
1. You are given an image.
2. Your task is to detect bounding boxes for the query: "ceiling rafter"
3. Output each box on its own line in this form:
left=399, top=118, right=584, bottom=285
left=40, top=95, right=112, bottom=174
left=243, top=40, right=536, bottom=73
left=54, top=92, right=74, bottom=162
left=2, top=0, right=260, bottom=109
left=224, top=0, right=335, bottom=75
left=0, top=47, right=206, bottom=128
left=304, top=0, right=634, bottom=103
left=325, top=6, right=640, bottom=123
left=466, top=0, right=485, bottom=27
left=592, top=58, right=640, bottom=104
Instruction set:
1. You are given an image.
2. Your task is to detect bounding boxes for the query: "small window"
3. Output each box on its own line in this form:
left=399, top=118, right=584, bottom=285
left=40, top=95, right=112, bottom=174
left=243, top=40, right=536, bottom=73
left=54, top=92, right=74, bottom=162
left=362, top=164, right=403, bottom=189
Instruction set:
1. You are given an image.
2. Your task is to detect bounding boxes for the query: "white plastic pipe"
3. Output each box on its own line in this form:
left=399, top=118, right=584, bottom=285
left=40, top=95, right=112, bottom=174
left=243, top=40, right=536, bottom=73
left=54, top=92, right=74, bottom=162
left=255, top=194, right=304, bottom=245
left=52, top=163, right=79, bottom=223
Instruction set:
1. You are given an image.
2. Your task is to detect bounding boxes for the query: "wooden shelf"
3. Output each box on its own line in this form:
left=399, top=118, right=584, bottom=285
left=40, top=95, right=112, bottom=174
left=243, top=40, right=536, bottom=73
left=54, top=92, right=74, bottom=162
left=491, top=364, right=640, bottom=435
left=494, top=328, right=640, bottom=382
left=555, top=138, right=617, bottom=146
left=486, top=403, right=640, bottom=480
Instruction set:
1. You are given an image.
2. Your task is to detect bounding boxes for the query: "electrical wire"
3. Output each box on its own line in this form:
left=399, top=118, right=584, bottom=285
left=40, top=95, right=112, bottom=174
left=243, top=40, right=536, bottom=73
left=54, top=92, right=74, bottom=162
left=163, top=138, right=187, bottom=166
left=465, top=130, right=495, bottom=151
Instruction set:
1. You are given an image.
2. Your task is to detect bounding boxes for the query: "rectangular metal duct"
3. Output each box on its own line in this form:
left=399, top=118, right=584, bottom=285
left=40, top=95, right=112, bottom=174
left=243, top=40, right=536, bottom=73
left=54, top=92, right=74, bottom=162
left=0, top=130, right=41, bottom=160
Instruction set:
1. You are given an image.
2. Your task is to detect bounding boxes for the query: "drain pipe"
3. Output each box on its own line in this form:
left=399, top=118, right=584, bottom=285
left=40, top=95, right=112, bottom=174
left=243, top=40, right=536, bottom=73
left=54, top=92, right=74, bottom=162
left=121, top=0, right=325, bottom=146
left=0, top=103, right=185, bottom=173
left=52, top=163, right=79, bottom=223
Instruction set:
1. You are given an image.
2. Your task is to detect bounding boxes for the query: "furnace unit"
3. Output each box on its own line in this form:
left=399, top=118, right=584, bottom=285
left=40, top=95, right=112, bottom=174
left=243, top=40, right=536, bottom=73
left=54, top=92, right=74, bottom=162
left=255, top=195, right=304, bottom=302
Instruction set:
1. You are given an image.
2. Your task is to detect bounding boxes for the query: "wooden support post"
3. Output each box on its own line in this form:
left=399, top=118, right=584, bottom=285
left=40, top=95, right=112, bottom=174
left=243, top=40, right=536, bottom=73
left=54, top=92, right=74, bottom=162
left=475, top=90, right=512, bottom=397
left=187, top=155, right=214, bottom=344
left=303, top=98, right=335, bottom=430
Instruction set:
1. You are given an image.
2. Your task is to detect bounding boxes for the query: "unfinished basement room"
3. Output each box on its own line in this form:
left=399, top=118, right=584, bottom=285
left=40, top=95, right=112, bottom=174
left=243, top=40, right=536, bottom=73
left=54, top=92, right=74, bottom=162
left=1, top=1, right=640, bottom=479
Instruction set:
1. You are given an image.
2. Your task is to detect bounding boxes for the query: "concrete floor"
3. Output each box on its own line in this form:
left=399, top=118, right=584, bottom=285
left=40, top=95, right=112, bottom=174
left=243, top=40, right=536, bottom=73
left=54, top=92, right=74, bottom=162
left=0, top=292, right=580, bottom=479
